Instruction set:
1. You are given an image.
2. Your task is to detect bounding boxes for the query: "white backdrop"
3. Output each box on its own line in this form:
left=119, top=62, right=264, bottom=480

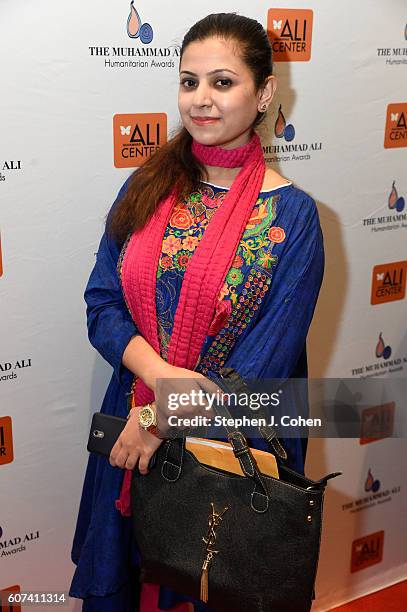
left=1, top=1, right=406, bottom=610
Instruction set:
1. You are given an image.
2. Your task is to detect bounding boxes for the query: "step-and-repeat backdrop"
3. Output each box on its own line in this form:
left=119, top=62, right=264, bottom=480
left=1, top=1, right=406, bottom=610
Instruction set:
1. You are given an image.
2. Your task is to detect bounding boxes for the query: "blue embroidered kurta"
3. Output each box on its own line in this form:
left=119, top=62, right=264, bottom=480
left=70, top=178, right=324, bottom=611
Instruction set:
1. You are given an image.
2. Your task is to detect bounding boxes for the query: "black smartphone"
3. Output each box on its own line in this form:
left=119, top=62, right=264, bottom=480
left=87, top=412, right=127, bottom=457
left=87, top=412, right=157, bottom=470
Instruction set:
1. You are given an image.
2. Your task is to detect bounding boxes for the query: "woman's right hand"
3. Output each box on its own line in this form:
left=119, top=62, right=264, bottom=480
left=152, top=362, right=222, bottom=436
left=110, top=410, right=164, bottom=474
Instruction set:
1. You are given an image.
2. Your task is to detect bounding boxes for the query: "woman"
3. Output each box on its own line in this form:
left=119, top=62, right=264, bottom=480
left=70, top=12, right=324, bottom=612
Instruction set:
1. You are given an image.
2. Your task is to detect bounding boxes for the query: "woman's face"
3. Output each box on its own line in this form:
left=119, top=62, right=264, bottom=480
left=178, top=37, right=271, bottom=149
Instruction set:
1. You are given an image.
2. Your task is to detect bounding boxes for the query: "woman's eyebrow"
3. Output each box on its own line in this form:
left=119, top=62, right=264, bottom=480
left=179, top=68, right=238, bottom=76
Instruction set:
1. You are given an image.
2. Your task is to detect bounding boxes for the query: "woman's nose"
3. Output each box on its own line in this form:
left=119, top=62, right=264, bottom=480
left=193, top=82, right=212, bottom=107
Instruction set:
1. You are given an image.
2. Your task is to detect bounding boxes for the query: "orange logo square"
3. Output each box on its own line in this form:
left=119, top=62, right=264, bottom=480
left=384, top=103, right=407, bottom=148
left=0, top=417, right=14, bottom=465
left=267, top=9, right=313, bottom=62
left=371, top=261, right=407, bottom=304
left=351, top=531, right=384, bottom=572
left=0, top=585, right=21, bottom=611
left=113, top=113, right=167, bottom=168
left=360, top=402, right=395, bottom=445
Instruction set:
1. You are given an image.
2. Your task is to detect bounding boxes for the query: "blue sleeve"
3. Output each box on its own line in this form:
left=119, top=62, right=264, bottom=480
left=225, top=195, right=324, bottom=380
left=84, top=179, right=139, bottom=386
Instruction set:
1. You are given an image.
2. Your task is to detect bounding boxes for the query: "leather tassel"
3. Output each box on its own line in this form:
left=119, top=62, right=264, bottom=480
left=200, top=558, right=209, bottom=603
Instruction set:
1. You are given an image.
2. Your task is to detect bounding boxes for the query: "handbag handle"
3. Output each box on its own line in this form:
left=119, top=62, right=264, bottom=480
left=162, top=435, right=271, bottom=513
left=161, top=370, right=279, bottom=513
left=217, top=367, right=288, bottom=461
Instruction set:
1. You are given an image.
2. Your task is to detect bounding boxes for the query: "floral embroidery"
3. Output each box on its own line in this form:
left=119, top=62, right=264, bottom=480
left=161, top=255, right=173, bottom=270
left=197, top=268, right=274, bottom=375
left=162, top=235, right=182, bottom=256
left=226, top=268, right=244, bottom=286
left=170, top=204, right=194, bottom=230
left=244, top=197, right=276, bottom=237
left=201, top=193, right=221, bottom=209
left=156, top=184, right=282, bottom=360
left=246, top=201, right=270, bottom=230
left=257, top=250, right=278, bottom=270
left=175, top=251, right=190, bottom=270
left=182, top=235, right=199, bottom=251
left=232, top=255, right=243, bottom=268
left=268, top=226, right=286, bottom=243
left=157, top=185, right=227, bottom=281
left=218, top=282, right=230, bottom=300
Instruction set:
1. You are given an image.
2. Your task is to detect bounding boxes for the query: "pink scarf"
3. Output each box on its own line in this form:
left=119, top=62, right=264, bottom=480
left=115, top=132, right=265, bottom=516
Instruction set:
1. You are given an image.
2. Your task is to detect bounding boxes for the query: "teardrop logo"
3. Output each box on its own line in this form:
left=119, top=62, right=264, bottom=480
left=375, top=333, right=392, bottom=360
left=364, top=468, right=381, bottom=493
left=387, top=180, right=405, bottom=212
left=274, top=105, right=296, bottom=142
left=126, top=1, right=153, bottom=44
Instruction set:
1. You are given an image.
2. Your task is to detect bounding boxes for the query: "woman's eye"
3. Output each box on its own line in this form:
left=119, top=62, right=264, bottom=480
left=216, top=78, right=232, bottom=88
left=179, top=78, right=233, bottom=89
left=180, top=79, right=196, bottom=88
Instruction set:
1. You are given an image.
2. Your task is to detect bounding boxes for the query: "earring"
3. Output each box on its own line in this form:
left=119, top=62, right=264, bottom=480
left=259, top=104, right=267, bottom=112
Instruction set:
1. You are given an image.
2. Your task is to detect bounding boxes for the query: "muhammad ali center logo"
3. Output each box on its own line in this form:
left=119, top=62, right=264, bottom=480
left=371, top=261, right=407, bottom=304
left=384, top=103, right=407, bottom=148
left=351, top=531, right=384, bottom=572
left=360, top=401, right=395, bottom=445
left=113, top=113, right=167, bottom=168
left=0, top=585, right=21, bottom=611
left=267, top=8, right=313, bottom=61
left=0, top=417, right=14, bottom=465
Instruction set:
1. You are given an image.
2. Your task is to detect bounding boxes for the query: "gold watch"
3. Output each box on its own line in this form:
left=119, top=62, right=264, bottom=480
left=138, top=402, right=158, bottom=435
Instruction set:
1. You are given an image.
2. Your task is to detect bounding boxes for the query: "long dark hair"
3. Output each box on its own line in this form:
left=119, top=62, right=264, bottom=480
left=107, top=13, right=273, bottom=243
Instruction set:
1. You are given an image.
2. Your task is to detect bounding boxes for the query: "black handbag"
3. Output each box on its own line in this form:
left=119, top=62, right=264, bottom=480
left=131, top=368, right=341, bottom=612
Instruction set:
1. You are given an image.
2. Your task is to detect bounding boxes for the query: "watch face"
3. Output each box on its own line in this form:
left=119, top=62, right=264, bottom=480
left=139, top=406, right=154, bottom=428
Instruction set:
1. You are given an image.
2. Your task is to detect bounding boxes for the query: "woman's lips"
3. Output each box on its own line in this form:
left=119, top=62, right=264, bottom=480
left=191, top=117, right=220, bottom=125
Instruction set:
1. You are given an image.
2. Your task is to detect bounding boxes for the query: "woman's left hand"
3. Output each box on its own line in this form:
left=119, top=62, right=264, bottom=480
left=109, top=409, right=164, bottom=474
